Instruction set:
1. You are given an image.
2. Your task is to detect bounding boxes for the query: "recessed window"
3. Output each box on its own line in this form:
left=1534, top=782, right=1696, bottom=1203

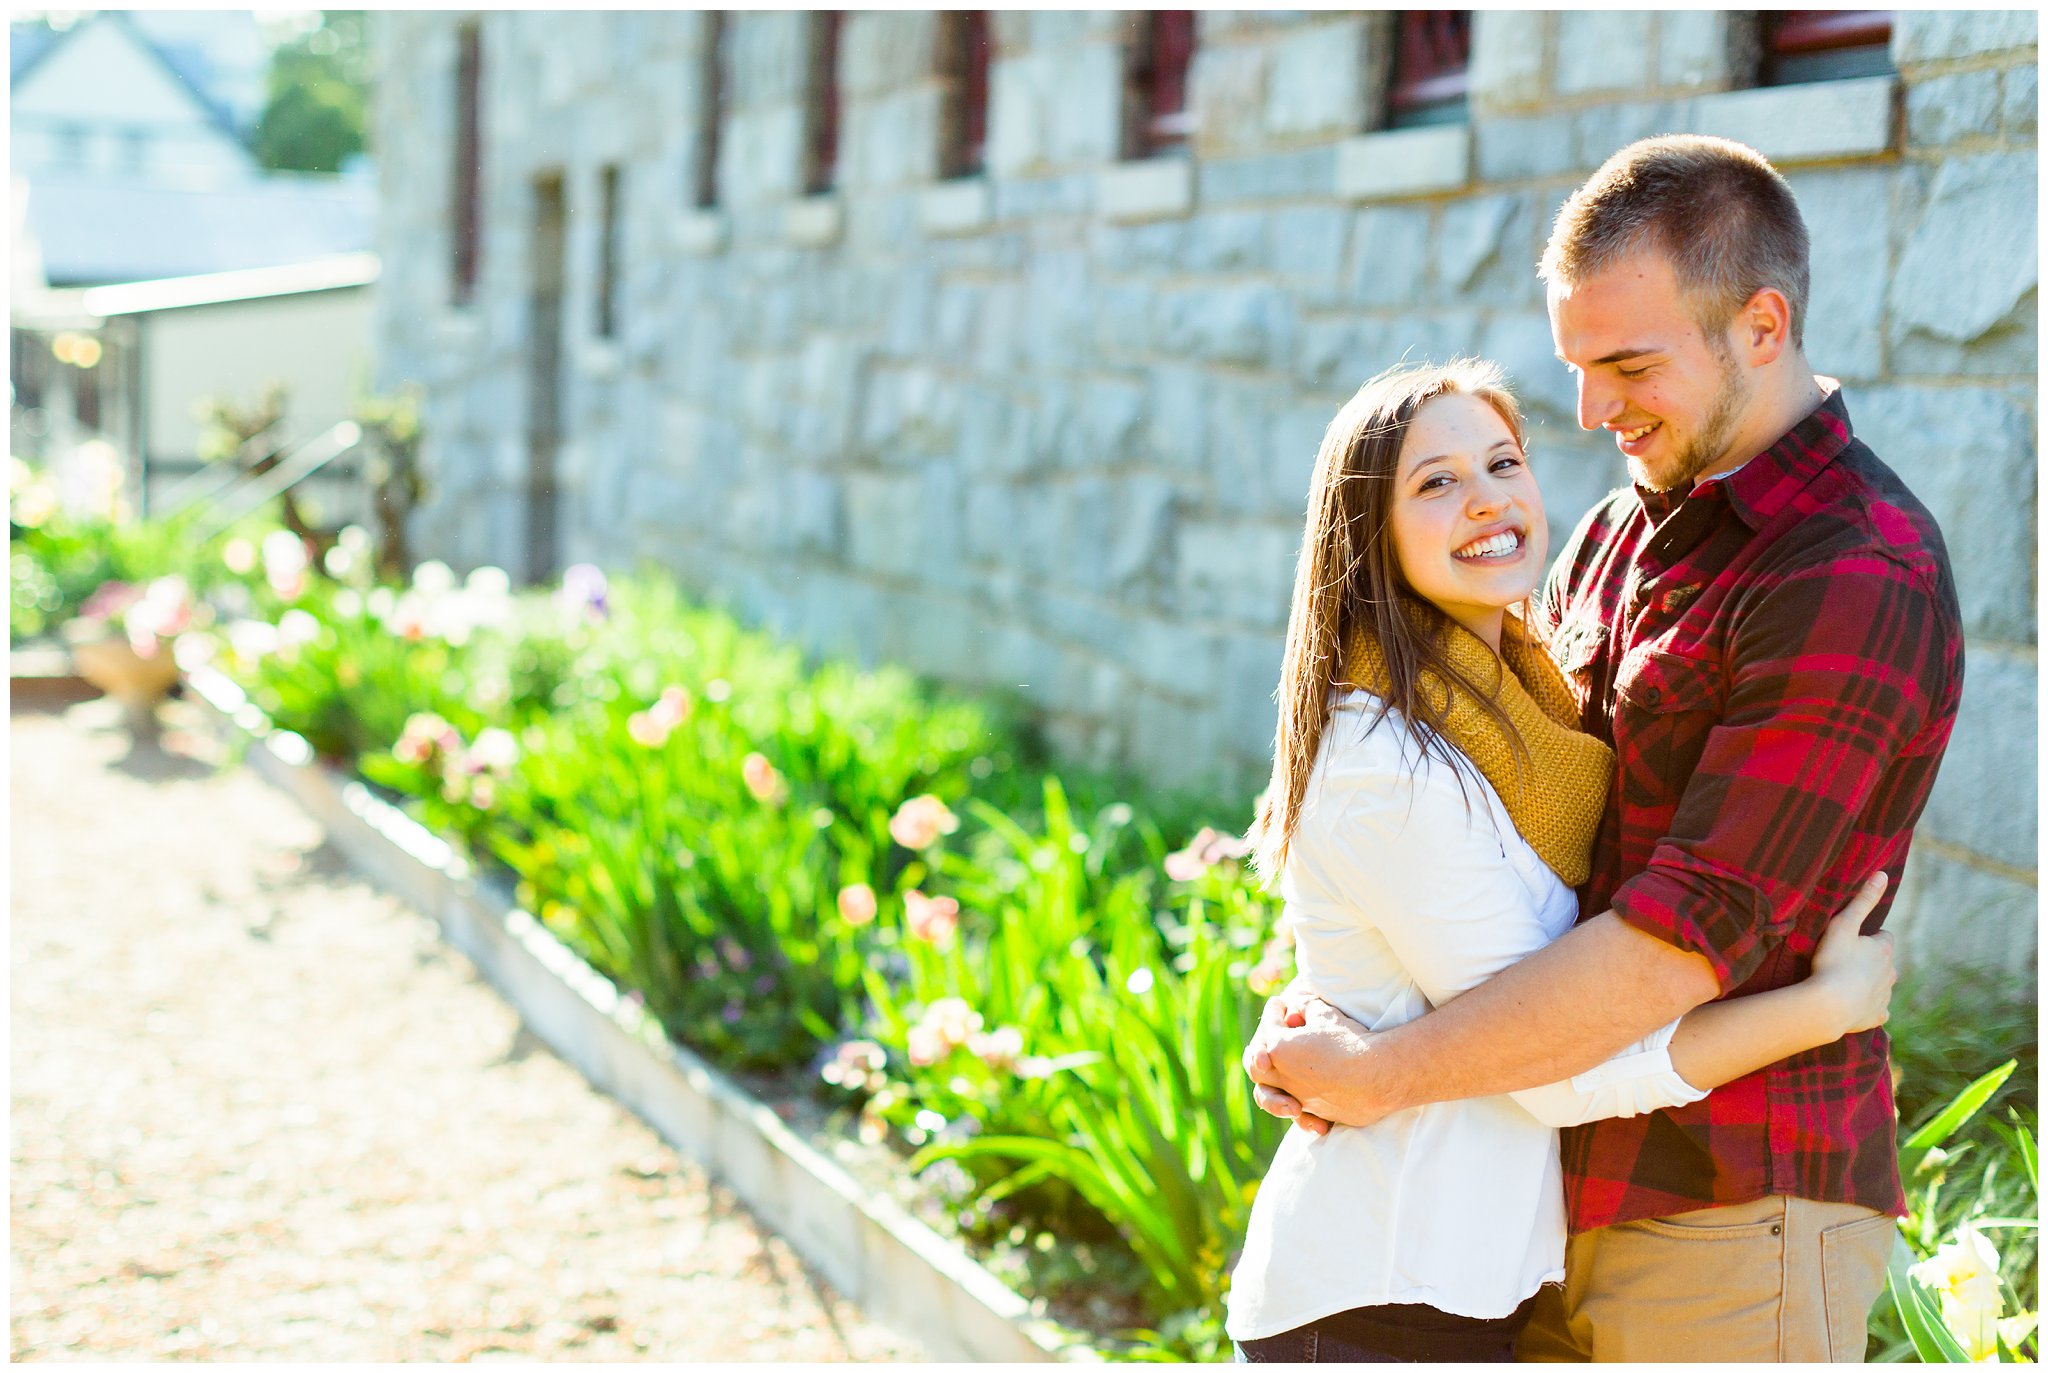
left=1760, top=11, right=1895, bottom=85
left=1386, top=11, right=1471, bottom=129
left=451, top=22, right=484, bottom=306
left=1122, top=11, right=1197, bottom=159
left=694, top=13, right=727, bottom=209
left=938, top=11, right=991, bottom=179
left=596, top=165, right=622, bottom=339
left=804, top=12, right=843, bottom=195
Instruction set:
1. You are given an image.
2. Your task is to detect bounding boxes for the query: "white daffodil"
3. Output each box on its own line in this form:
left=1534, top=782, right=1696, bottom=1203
left=1910, top=1222, right=2006, bottom=1361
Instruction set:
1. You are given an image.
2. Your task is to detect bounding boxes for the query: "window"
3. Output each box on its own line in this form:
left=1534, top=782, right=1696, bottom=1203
left=596, top=166, right=623, bottom=338
left=1122, top=11, right=1196, bottom=158
left=1760, top=11, right=1895, bottom=85
left=937, top=11, right=991, bottom=179
left=694, top=12, right=728, bottom=209
left=51, top=121, right=87, bottom=169
left=803, top=12, right=842, bottom=195
left=452, top=21, right=484, bottom=306
left=1386, top=11, right=1471, bottom=129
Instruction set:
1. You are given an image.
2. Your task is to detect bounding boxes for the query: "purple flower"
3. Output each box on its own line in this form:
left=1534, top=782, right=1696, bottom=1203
left=558, top=563, right=610, bottom=622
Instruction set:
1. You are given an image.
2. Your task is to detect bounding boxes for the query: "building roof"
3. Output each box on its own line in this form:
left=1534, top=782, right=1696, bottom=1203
left=11, top=12, right=251, bottom=149
left=78, top=251, right=379, bottom=317
left=22, top=170, right=376, bottom=287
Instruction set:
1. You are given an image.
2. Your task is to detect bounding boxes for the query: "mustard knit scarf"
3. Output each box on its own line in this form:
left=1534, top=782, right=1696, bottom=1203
left=1341, top=610, right=1614, bottom=887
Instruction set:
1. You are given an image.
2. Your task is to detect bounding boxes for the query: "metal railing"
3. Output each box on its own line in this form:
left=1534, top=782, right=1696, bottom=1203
left=181, top=420, right=366, bottom=543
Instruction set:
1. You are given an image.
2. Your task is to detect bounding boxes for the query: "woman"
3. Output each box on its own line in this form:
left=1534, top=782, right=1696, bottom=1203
left=1223, top=360, right=1894, bottom=1363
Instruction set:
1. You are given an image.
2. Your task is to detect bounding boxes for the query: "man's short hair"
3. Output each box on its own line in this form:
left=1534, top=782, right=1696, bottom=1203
left=1540, top=134, right=1811, bottom=349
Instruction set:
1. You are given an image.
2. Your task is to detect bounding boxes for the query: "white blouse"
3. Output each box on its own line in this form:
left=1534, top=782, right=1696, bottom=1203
left=1225, top=691, right=1708, bottom=1340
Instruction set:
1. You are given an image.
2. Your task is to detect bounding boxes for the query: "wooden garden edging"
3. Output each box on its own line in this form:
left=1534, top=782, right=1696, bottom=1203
left=181, top=666, right=1089, bottom=1364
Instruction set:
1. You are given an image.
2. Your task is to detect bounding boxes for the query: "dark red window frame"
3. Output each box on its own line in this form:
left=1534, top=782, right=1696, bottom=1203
left=1387, top=11, right=1472, bottom=128
left=596, top=165, right=622, bottom=339
left=452, top=21, right=483, bottom=306
left=939, top=11, right=991, bottom=179
left=1762, top=11, right=1895, bottom=85
left=1125, top=11, right=1196, bottom=158
left=694, top=12, right=727, bottom=209
left=805, top=12, right=842, bottom=195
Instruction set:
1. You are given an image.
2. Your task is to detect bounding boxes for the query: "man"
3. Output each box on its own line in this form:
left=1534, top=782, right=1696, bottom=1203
left=1244, top=134, right=1964, bottom=1361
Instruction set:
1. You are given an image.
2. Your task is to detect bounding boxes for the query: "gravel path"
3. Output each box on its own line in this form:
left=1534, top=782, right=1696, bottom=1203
left=10, top=695, right=921, bottom=1361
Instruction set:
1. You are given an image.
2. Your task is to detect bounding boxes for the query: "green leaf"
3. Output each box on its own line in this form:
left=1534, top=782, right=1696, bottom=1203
left=1907, top=1060, right=2018, bottom=1152
left=1886, top=1242, right=1974, bottom=1363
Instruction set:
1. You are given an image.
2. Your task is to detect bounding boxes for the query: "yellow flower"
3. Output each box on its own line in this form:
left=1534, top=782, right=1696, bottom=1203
left=1910, top=1222, right=2006, bottom=1361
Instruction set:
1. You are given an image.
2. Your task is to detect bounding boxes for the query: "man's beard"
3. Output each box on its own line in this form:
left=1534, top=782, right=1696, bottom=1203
left=1632, top=344, right=1748, bottom=493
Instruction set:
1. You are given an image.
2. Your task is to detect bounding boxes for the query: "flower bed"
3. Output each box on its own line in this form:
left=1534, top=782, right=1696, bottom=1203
left=193, top=555, right=1291, bottom=1359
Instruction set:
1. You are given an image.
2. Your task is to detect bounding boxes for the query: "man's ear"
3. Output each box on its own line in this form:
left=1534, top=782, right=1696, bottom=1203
left=1737, top=287, right=1794, bottom=367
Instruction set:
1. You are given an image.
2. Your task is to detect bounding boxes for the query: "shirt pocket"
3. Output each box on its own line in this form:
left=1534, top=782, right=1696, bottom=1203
left=1546, top=615, right=1605, bottom=706
left=1612, top=647, right=1724, bottom=806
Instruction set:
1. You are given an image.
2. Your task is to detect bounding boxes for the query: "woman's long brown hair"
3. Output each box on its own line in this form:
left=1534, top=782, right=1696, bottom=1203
left=1248, top=358, right=1531, bottom=885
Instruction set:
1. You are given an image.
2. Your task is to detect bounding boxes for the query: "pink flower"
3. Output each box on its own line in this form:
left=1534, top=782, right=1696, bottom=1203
left=742, top=752, right=787, bottom=803
left=653, top=685, right=691, bottom=727
left=1247, top=955, right=1291, bottom=997
left=468, top=777, right=495, bottom=810
left=837, top=883, right=878, bottom=927
left=968, top=1025, right=1025, bottom=1073
left=1164, top=825, right=1253, bottom=881
left=903, top=889, right=960, bottom=949
left=923, top=996, right=983, bottom=1048
left=906, top=1023, right=947, bottom=1068
left=889, top=794, right=960, bottom=850
left=627, top=709, right=672, bottom=748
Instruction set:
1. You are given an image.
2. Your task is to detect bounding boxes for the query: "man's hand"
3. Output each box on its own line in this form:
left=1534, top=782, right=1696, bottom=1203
left=1242, top=990, right=1388, bottom=1133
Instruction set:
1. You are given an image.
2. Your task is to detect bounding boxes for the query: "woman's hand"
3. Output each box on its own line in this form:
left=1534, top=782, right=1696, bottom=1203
left=1808, top=871, right=1896, bottom=1035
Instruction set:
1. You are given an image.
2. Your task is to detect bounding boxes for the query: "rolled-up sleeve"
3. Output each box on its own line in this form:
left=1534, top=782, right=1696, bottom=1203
left=1608, top=551, right=1949, bottom=991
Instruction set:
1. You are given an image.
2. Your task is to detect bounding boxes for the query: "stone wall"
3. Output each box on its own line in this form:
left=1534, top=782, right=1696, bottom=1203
left=371, top=10, right=2038, bottom=989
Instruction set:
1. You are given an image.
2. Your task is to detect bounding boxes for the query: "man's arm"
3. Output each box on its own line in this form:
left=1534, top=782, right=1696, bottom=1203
left=1250, top=909, right=1717, bottom=1127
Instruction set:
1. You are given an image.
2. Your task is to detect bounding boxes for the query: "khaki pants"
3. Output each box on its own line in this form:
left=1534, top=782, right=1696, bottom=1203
left=1516, top=1195, right=1898, bottom=1363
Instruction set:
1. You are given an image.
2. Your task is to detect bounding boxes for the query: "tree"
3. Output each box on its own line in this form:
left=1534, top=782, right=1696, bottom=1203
left=252, top=11, right=370, bottom=175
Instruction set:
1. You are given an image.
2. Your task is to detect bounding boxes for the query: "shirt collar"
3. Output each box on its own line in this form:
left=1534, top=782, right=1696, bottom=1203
left=1634, top=380, right=1853, bottom=530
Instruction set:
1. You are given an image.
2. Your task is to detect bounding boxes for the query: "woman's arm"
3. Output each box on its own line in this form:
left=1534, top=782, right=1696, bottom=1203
left=1666, top=873, right=1893, bottom=1088
left=1505, top=874, right=1892, bottom=1127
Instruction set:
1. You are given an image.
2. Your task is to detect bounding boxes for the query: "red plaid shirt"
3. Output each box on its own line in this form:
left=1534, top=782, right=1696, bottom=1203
left=1532, top=383, right=1964, bottom=1234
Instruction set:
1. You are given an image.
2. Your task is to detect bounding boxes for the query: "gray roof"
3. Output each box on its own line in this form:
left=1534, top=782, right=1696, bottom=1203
left=23, top=170, right=377, bottom=287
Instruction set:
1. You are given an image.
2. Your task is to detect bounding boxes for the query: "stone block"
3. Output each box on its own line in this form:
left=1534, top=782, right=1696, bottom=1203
left=1892, top=10, right=2039, bottom=66
left=1095, top=219, right=1185, bottom=274
left=1123, top=689, right=1232, bottom=796
left=1907, top=70, right=2003, bottom=146
left=933, top=283, right=980, bottom=357
left=1081, top=379, right=1149, bottom=464
left=1270, top=205, right=1349, bottom=284
left=1189, top=41, right=1268, bottom=160
left=785, top=196, right=844, bottom=249
left=1479, top=311, right=1576, bottom=422
left=918, top=463, right=968, bottom=577
left=1181, top=210, right=1268, bottom=274
left=2003, top=63, right=2038, bottom=136
left=1919, top=643, right=2037, bottom=870
left=957, top=386, right=1030, bottom=478
left=1573, top=100, right=1692, bottom=172
left=1349, top=207, right=1434, bottom=306
left=781, top=470, right=844, bottom=557
left=841, top=11, right=936, bottom=98
left=1888, top=151, right=2038, bottom=370
left=1475, top=113, right=1578, bottom=183
left=1690, top=77, right=1897, bottom=165
left=1436, top=191, right=1539, bottom=307
left=1890, top=847, right=2037, bottom=992
left=987, top=54, right=1047, bottom=177
left=918, top=180, right=993, bottom=237
left=1556, top=12, right=1655, bottom=97
left=1122, top=619, right=1225, bottom=702
left=1850, top=384, right=2035, bottom=643
left=1110, top=475, right=1179, bottom=588
left=1790, top=167, right=1894, bottom=382
left=1147, top=366, right=1212, bottom=471
left=1099, top=157, right=1195, bottom=224
left=732, top=11, right=809, bottom=106
left=1336, top=126, right=1471, bottom=202
left=1199, top=146, right=1338, bottom=205
left=1468, top=10, right=1551, bottom=116
left=1047, top=41, right=1124, bottom=168
left=1176, top=520, right=1300, bottom=628
left=1264, top=18, right=1371, bottom=143
left=1161, top=284, right=1296, bottom=367
left=1266, top=400, right=1334, bottom=519
left=843, top=472, right=925, bottom=581
left=1217, top=631, right=1287, bottom=764
left=1658, top=11, right=1740, bottom=91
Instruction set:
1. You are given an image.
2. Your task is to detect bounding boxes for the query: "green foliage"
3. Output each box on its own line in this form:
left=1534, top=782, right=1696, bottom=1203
left=253, top=11, right=370, bottom=174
